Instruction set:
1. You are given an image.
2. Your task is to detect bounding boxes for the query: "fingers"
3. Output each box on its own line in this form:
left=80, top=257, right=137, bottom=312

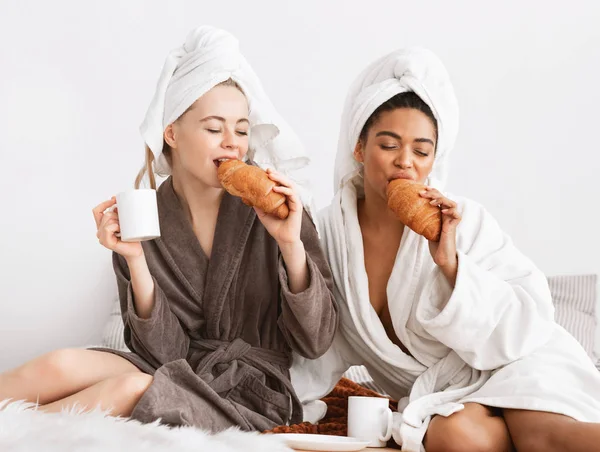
left=419, top=187, right=444, bottom=200
left=272, top=184, right=299, bottom=205
left=420, top=187, right=461, bottom=228
left=442, top=207, right=461, bottom=223
left=272, top=185, right=294, bottom=197
left=267, top=168, right=293, bottom=189
left=270, top=171, right=303, bottom=213
left=420, top=187, right=456, bottom=210
left=104, top=222, right=121, bottom=234
left=96, top=214, right=119, bottom=235
left=99, top=210, right=119, bottom=228
left=96, top=207, right=121, bottom=250
left=97, top=223, right=118, bottom=247
left=254, top=207, right=267, bottom=218
left=431, top=197, right=456, bottom=209
left=441, top=207, right=460, bottom=218
left=92, top=197, right=116, bottom=228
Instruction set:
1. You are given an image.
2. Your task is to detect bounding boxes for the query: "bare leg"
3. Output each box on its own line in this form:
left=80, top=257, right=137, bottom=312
left=0, top=349, right=141, bottom=405
left=40, top=373, right=153, bottom=417
left=424, top=402, right=515, bottom=452
left=504, top=409, right=600, bottom=452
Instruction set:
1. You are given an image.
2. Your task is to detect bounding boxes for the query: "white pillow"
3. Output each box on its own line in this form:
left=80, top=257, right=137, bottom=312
left=342, top=365, right=387, bottom=394
left=547, top=274, right=598, bottom=362
left=100, top=297, right=128, bottom=352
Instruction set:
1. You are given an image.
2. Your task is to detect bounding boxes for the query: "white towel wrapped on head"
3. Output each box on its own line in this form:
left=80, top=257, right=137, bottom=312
left=139, top=25, right=312, bottom=209
left=334, top=47, right=459, bottom=191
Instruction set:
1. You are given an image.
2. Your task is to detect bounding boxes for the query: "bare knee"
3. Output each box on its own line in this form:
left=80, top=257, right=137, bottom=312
left=110, top=373, right=153, bottom=400
left=425, top=412, right=504, bottom=452
left=98, top=373, right=153, bottom=416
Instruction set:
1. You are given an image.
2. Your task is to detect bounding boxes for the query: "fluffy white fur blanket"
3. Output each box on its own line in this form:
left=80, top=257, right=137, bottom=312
left=0, top=400, right=291, bottom=452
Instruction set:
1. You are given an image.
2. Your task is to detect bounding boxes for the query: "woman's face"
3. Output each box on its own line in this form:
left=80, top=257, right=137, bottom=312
left=355, top=107, right=436, bottom=201
left=165, top=84, right=249, bottom=188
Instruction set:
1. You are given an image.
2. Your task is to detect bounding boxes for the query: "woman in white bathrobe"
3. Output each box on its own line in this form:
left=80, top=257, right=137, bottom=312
left=291, top=48, right=600, bottom=452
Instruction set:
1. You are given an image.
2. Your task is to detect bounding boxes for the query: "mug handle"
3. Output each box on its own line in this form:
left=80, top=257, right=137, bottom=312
left=379, top=407, right=393, bottom=442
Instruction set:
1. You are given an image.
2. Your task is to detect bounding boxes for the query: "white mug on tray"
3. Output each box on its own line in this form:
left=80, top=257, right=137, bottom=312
left=347, top=396, right=393, bottom=447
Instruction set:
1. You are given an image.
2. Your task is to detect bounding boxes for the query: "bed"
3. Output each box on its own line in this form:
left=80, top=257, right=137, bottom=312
left=1, top=274, right=597, bottom=451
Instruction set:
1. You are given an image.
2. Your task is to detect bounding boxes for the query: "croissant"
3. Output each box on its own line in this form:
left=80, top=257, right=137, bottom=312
left=386, top=179, right=442, bottom=242
left=217, top=159, right=289, bottom=219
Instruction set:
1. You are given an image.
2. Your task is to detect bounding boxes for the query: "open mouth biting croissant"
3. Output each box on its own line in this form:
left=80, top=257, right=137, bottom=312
left=216, top=159, right=290, bottom=220
left=386, top=179, right=442, bottom=242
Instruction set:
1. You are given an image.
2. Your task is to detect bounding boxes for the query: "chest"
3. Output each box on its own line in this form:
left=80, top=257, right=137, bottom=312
left=363, top=237, right=397, bottom=315
left=361, top=228, right=412, bottom=355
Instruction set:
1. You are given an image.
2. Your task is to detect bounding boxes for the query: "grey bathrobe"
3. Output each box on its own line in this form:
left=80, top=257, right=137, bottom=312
left=96, top=177, right=337, bottom=432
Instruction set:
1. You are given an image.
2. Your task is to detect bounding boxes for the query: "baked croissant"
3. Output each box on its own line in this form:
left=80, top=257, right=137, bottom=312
left=217, top=159, right=289, bottom=219
left=386, top=179, right=442, bottom=242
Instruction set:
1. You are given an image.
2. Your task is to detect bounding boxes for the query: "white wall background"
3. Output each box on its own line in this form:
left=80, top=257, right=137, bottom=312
left=1, top=0, right=599, bottom=372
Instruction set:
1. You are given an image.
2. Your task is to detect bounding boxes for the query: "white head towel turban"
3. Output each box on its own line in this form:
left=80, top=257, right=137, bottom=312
left=334, top=47, right=459, bottom=192
left=139, top=26, right=312, bottom=206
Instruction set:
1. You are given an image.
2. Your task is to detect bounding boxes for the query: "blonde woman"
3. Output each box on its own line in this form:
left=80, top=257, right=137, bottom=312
left=0, top=26, right=337, bottom=432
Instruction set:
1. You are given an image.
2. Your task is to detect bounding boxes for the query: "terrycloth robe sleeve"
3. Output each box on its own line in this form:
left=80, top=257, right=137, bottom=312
left=113, top=253, right=190, bottom=369
left=416, top=198, right=557, bottom=370
left=277, top=210, right=339, bottom=359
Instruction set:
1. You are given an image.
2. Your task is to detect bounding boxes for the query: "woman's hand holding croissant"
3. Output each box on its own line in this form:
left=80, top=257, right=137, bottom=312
left=255, top=169, right=303, bottom=247
left=419, top=187, right=461, bottom=287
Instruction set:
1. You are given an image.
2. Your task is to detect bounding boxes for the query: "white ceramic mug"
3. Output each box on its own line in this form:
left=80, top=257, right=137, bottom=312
left=115, top=189, right=160, bottom=242
left=347, top=396, right=393, bottom=447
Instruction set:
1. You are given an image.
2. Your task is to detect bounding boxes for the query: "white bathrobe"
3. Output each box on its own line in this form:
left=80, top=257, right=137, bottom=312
left=291, top=48, right=600, bottom=451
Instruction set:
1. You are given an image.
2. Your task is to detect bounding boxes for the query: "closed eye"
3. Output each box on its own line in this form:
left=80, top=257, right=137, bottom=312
left=207, top=129, right=221, bottom=134
left=380, top=145, right=397, bottom=150
left=236, top=131, right=248, bottom=136
left=414, top=149, right=429, bottom=157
